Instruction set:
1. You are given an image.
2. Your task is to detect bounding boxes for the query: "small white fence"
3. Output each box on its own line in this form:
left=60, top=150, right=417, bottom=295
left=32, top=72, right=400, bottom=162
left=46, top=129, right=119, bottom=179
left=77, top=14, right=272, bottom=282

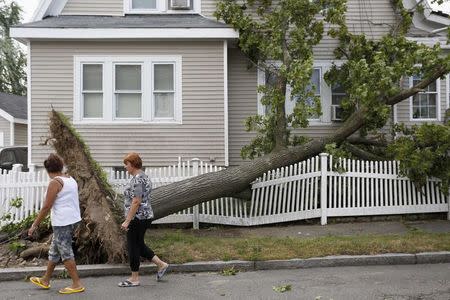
left=248, top=153, right=449, bottom=225
left=0, top=154, right=449, bottom=228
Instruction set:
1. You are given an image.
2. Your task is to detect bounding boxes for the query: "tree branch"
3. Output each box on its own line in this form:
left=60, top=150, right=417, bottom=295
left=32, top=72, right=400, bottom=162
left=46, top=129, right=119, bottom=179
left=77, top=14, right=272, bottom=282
left=344, top=143, right=387, bottom=161
left=385, top=65, right=448, bottom=106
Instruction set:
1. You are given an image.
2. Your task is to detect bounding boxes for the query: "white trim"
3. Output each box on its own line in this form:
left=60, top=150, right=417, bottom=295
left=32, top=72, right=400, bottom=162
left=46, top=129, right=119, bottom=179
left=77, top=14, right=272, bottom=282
left=31, top=0, right=52, bottom=22
left=9, top=121, right=14, bottom=146
left=11, top=27, right=239, bottom=40
left=0, top=132, right=4, bottom=148
left=393, top=104, right=398, bottom=124
left=13, top=118, right=27, bottom=125
left=223, top=41, right=229, bottom=166
left=446, top=74, right=449, bottom=110
left=27, top=41, right=31, bottom=165
left=409, top=75, right=440, bottom=121
left=74, top=55, right=182, bottom=125
left=31, top=0, right=68, bottom=22
left=0, top=109, right=14, bottom=123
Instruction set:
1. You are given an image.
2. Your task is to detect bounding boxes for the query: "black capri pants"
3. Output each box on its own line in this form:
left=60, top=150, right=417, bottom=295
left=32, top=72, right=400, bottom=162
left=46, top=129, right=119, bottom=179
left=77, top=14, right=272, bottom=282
left=127, top=218, right=155, bottom=272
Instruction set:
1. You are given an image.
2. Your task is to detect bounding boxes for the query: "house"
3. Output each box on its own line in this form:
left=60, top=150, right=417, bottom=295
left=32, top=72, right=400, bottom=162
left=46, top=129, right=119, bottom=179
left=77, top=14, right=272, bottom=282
left=9, top=0, right=449, bottom=171
left=0, top=92, right=27, bottom=147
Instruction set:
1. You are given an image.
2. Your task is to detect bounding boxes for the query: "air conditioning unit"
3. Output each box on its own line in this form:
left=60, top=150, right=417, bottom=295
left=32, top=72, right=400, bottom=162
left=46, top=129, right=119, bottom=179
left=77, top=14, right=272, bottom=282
left=170, top=0, right=191, bottom=9
left=331, top=105, right=343, bottom=121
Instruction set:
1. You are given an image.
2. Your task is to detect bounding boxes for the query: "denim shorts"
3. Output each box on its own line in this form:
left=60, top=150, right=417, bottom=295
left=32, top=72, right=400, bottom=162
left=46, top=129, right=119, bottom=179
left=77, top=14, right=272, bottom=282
left=48, top=222, right=79, bottom=263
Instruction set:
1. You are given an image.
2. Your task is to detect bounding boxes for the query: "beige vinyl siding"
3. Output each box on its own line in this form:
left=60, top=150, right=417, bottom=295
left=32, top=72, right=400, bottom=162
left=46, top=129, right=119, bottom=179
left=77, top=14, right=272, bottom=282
left=61, top=0, right=123, bottom=16
left=30, top=41, right=224, bottom=167
left=14, top=123, right=27, bottom=145
left=228, top=48, right=257, bottom=166
left=0, top=117, right=10, bottom=146
left=396, top=76, right=449, bottom=126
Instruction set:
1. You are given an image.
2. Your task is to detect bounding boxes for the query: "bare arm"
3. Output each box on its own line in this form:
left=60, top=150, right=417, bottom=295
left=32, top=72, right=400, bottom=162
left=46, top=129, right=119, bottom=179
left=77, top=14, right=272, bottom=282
left=28, top=179, right=62, bottom=236
left=121, top=197, right=141, bottom=230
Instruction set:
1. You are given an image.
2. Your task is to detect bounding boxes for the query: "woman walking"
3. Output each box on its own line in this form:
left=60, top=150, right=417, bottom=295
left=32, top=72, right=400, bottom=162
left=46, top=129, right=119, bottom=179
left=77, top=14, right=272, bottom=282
left=118, top=152, right=169, bottom=287
left=28, top=153, right=85, bottom=294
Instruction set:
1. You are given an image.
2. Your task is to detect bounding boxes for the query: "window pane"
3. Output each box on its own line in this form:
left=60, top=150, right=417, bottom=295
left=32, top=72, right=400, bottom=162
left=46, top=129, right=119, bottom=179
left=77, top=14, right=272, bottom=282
left=412, top=95, right=420, bottom=106
left=332, top=94, right=345, bottom=105
left=332, top=84, right=345, bottom=94
left=154, top=93, right=174, bottom=118
left=83, top=93, right=103, bottom=118
left=265, top=71, right=278, bottom=87
left=427, top=81, right=436, bottom=92
left=132, top=0, right=156, bottom=9
left=428, top=94, right=436, bottom=106
left=83, top=64, right=102, bottom=91
left=116, top=94, right=141, bottom=118
left=116, top=65, right=141, bottom=90
left=154, top=64, right=174, bottom=90
left=429, top=106, right=436, bottom=118
left=307, top=69, right=320, bottom=94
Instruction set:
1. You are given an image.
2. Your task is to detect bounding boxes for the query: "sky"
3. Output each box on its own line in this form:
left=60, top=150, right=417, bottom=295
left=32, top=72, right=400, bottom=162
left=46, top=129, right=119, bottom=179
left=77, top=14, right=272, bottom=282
left=11, top=0, right=450, bottom=23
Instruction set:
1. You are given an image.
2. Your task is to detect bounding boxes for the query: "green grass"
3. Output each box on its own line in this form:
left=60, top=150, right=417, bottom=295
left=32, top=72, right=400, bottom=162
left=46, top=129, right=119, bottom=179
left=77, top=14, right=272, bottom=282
left=145, top=230, right=450, bottom=264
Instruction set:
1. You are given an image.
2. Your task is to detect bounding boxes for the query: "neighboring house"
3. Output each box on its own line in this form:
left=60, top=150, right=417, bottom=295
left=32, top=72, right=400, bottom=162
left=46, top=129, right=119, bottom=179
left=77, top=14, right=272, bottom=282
left=9, top=0, right=450, bottom=170
left=0, top=92, right=27, bottom=147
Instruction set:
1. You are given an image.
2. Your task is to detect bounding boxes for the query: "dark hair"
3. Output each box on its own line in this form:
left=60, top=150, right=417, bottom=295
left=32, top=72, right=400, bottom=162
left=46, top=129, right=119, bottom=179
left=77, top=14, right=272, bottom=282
left=123, top=152, right=143, bottom=169
left=44, top=153, right=64, bottom=173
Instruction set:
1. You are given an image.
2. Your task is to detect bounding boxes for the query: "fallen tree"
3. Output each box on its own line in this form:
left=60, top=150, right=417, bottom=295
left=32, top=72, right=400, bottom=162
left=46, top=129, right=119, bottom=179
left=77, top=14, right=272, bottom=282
left=21, top=0, right=450, bottom=263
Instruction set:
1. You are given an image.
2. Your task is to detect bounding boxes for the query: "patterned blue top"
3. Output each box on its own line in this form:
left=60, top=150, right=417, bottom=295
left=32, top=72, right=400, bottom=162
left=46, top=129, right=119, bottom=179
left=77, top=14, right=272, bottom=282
left=123, top=171, right=154, bottom=220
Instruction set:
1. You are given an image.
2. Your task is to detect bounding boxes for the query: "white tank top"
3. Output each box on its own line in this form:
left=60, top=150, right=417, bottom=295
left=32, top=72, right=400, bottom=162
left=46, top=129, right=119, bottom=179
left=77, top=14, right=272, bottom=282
left=50, top=176, right=82, bottom=226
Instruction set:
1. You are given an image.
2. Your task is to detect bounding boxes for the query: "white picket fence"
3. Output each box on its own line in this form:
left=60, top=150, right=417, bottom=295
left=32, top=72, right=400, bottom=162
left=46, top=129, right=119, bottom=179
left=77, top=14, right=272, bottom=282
left=0, top=154, right=449, bottom=228
left=248, top=153, right=449, bottom=225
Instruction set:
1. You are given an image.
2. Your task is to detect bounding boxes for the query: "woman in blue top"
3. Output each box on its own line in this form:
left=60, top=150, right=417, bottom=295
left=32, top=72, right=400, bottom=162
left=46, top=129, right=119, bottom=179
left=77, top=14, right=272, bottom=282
left=118, top=152, right=169, bottom=287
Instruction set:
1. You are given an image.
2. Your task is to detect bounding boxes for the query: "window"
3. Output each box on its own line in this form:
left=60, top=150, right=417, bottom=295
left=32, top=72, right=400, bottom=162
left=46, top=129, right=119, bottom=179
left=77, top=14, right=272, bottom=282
left=127, top=0, right=161, bottom=12
left=331, top=84, right=345, bottom=121
left=410, top=75, right=439, bottom=120
left=259, top=67, right=322, bottom=119
left=124, top=0, right=196, bottom=13
left=303, top=68, right=321, bottom=120
left=153, top=63, right=175, bottom=119
left=82, top=64, right=103, bottom=119
left=132, top=0, right=157, bottom=9
left=115, top=64, right=142, bottom=119
left=75, top=56, right=182, bottom=124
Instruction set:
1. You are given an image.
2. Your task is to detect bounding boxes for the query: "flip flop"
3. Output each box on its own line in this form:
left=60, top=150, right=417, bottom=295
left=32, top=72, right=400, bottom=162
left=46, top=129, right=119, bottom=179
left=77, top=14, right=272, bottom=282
left=58, top=286, right=85, bottom=294
left=30, top=277, right=50, bottom=289
left=118, top=280, right=140, bottom=287
left=157, top=264, right=169, bottom=281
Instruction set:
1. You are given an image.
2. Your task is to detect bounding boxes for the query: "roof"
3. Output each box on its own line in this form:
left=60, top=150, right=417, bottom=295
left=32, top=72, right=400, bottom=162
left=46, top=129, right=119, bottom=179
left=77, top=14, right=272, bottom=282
left=15, top=14, right=231, bottom=29
left=0, top=92, right=27, bottom=120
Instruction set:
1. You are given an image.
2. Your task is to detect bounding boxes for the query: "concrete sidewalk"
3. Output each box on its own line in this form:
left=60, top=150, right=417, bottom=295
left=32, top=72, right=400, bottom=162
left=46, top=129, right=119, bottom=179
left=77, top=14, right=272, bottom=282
left=1, top=219, right=449, bottom=282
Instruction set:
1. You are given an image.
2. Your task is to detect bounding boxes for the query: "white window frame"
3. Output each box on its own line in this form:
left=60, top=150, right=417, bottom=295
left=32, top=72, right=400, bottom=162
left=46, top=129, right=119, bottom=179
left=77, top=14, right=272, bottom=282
left=74, top=56, right=182, bottom=124
left=257, top=60, right=337, bottom=125
left=113, top=62, right=144, bottom=120
left=124, top=0, right=166, bottom=14
left=446, top=74, right=449, bottom=111
left=123, top=0, right=200, bottom=14
left=409, top=75, right=440, bottom=121
left=81, top=63, right=104, bottom=120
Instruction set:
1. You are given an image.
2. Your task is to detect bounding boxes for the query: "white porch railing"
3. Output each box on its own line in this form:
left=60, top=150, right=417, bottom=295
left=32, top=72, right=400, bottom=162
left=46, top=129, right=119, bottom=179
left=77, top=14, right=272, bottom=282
left=1, top=154, right=449, bottom=228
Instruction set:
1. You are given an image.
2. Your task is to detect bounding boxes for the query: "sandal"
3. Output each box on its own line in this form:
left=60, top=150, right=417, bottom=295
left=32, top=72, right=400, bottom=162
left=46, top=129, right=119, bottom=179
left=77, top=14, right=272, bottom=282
left=118, top=280, right=140, bottom=287
left=157, top=264, right=169, bottom=281
left=30, top=277, right=50, bottom=289
left=59, top=286, right=85, bottom=294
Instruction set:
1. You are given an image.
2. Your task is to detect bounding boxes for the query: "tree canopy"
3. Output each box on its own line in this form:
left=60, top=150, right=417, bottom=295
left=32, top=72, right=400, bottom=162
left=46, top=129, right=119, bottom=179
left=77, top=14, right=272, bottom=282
left=0, top=0, right=26, bottom=95
left=215, top=0, right=450, bottom=191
